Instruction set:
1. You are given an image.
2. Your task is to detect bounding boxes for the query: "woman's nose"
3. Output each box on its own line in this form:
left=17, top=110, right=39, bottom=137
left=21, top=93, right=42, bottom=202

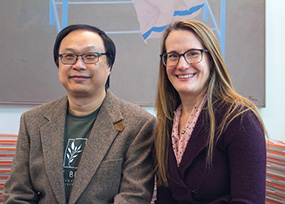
left=176, top=55, right=189, bottom=70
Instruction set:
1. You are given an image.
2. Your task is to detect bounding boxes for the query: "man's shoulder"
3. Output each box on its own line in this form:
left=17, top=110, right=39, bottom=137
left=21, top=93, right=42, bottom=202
left=105, top=91, right=155, bottom=120
left=22, top=96, right=67, bottom=117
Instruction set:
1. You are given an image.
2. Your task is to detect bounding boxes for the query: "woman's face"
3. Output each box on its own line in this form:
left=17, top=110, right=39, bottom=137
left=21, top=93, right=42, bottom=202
left=164, top=30, right=211, bottom=100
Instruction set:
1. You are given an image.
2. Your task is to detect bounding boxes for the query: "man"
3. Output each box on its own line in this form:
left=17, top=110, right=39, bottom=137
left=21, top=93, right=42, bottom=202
left=4, top=24, right=156, bottom=204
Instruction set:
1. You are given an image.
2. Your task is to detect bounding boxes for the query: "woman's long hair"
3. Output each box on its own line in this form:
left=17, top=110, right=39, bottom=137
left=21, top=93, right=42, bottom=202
left=155, top=19, right=266, bottom=187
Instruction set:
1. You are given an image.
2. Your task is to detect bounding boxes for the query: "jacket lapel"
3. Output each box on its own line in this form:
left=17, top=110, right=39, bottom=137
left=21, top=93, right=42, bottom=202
left=166, top=109, right=209, bottom=203
left=69, top=91, right=124, bottom=204
left=172, top=109, right=209, bottom=178
left=41, top=97, right=68, bottom=204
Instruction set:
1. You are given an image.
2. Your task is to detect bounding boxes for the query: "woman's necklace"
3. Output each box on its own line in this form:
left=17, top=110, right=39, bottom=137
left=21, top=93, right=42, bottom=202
left=180, top=105, right=197, bottom=136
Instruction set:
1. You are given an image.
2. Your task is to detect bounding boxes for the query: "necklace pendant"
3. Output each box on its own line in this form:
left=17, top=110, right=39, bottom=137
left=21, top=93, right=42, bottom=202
left=181, top=130, right=185, bottom=134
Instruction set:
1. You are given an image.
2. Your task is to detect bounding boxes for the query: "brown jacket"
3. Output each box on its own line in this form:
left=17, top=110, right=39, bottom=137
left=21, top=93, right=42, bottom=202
left=4, top=91, right=156, bottom=204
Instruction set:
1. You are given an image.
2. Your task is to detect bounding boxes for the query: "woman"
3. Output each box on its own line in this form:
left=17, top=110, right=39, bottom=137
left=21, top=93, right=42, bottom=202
left=154, top=19, right=267, bottom=203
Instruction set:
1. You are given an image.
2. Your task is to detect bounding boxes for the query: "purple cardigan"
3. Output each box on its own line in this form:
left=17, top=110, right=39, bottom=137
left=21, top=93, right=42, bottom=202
left=155, top=103, right=266, bottom=204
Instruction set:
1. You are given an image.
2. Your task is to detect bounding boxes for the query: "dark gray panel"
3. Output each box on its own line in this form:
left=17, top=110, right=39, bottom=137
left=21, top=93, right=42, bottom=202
left=0, top=0, right=265, bottom=107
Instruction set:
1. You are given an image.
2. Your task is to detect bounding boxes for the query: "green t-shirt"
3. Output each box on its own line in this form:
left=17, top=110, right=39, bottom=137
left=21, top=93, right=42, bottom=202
left=63, top=107, right=99, bottom=202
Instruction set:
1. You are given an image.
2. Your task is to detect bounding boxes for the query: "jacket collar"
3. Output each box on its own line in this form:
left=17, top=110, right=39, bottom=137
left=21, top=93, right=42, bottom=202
left=40, top=91, right=125, bottom=204
left=69, top=91, right=124, bottom=203
left=41, top=96, right=68, bottom=203
left=168, top=108, right=209, bottom=179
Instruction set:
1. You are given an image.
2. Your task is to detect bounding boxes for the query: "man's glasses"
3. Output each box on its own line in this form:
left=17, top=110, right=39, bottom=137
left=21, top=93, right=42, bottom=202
left=59, top=52, right=107, bottom=65
left=160, top=49, right=209, bottom=67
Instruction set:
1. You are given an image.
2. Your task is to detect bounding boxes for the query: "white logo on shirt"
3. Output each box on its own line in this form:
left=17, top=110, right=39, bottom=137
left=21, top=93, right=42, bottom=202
left=63, top=138, right=87, bottom=169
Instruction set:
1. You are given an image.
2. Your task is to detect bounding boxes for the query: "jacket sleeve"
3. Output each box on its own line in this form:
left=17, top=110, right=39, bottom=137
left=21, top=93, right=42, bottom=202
left=224, top=110, right=266, bottom=203
left=113, top=115, right=156, bottom=204
left=3, top=114, right=39, bottom=203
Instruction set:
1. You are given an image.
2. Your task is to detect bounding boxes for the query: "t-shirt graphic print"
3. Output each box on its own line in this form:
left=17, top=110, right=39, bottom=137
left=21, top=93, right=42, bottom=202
left=63, top=138, right=87, bottom=169
left=63, top=138, right=88, bottom=201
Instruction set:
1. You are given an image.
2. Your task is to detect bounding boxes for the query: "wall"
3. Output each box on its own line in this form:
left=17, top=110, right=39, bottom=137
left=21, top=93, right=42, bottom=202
left=258, top=0, right=285, bottom=141
left=0, top=1, right=266, bottom=107
left=0, top=0, right=284, bottom=141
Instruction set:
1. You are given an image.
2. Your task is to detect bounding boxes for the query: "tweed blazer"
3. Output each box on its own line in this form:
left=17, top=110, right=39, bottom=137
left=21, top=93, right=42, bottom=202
left=4, top=91, right=156, bottom=204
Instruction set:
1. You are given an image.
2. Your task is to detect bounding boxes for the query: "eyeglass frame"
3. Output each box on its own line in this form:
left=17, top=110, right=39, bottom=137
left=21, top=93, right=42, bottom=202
left=59, top=52, right=107, bottom=65
left=160, top=48, right=209, bottom=67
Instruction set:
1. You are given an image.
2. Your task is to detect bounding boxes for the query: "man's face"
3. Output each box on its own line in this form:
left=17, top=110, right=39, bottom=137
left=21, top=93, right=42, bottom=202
left=58, top=30, right=110, bottom=99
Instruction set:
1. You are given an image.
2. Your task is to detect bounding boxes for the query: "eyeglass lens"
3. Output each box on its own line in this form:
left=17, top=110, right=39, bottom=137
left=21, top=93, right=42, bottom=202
left=60, top=53, right=100, bottom=64
left=163, top=49, right=204, bottom=66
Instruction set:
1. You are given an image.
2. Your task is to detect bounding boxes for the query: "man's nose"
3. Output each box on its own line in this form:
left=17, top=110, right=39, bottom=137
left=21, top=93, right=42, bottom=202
left=72, top=56, right=87, bottom=70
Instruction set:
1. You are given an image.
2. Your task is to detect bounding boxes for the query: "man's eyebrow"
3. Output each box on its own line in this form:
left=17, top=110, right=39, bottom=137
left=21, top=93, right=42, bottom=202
left=83, top=46, right=96, bottom=51
left=83, top=46, right=105, bottom=52
left=62, top=48, right=75, bottom=52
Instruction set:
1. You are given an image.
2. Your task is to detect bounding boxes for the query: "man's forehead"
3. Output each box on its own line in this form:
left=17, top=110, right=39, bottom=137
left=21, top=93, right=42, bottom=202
left=59, top=31, right=105, bottom=52
left=62, top=30, right=103, bottom=43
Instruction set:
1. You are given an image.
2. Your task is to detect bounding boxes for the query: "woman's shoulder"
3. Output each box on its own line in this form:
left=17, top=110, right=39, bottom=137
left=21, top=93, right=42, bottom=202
left=212, top=99, right=263, bottom=136
left=212, top=99, right=256, bottom=120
